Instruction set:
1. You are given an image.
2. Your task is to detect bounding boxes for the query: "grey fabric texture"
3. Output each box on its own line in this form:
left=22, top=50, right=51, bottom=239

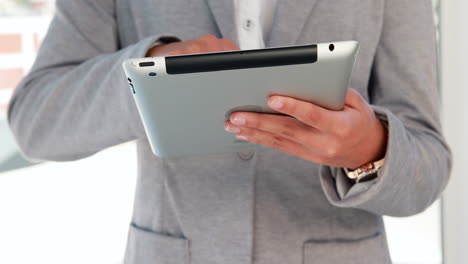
left=7, top=0, right=451, bottom=264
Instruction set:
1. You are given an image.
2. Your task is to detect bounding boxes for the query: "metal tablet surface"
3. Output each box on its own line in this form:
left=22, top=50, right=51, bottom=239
left=123, top=41, right=359, bottom=158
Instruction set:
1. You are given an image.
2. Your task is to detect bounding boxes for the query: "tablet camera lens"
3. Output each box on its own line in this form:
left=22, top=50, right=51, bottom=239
left=329, top=44, right=335, bottom=52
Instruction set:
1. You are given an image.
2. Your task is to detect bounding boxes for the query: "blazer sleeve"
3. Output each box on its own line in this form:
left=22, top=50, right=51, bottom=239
left=319, top=0, right=452, bottom=217
left=7, top=0, right=178, bottom=161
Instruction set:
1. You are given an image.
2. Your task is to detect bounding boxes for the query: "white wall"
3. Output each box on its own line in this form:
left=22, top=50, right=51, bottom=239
left=440, top=1, right=468, bottom=264
left=384, top=203, right=442, bottom=264
left=0, top=144, right=137, bottom=264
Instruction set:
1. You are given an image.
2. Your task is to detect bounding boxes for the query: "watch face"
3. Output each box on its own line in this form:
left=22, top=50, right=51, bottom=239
left=356, top=163, right=376, bottom=174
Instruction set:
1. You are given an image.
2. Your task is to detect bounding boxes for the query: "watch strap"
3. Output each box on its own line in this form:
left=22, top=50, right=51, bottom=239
left=344, top=157, right=385, bottom=183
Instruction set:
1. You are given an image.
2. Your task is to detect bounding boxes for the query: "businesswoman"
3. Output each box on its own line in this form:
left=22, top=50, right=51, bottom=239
left=8, top=0, right=450, bottom=263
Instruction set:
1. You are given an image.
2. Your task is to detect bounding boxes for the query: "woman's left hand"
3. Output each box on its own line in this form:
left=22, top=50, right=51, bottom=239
left=225, top=88, right=387, bottom=169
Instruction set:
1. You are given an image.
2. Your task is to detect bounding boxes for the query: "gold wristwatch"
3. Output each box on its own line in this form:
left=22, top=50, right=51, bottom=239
left=344, top=157, right=385, bottom=183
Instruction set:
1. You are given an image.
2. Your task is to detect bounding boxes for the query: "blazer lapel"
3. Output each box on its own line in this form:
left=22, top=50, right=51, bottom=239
left=205, top=0, right=238, bottom=43
left=268, top=0, right=319, bottom=47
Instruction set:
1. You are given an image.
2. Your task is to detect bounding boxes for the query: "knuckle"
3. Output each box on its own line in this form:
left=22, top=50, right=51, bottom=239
left=280, top=129, right=295, bottom=139
left=242, top=128, right=254, bottom=137
left=249, top=115, right=260, bottom=128
left=185, top=44, right=200, bottom=54
left=283, top=99, right=293, bottom=113
left=167, top=51, right=180, bottom=56
left=200, top=34, right=217, bottom=42
left=195, top=41, right=206, bottom=51
left=323, top=143, right=339, bottom=159
left=325, top=147, right=337, bottom=159
left=270, top=136, right=284, bottom=149
left=195, top=35, right=217, bottom=50
left=247, top=128, right=261, bottom=139
left=220, top=38, right=231, bottom=44
left=336, top=122, right=352, bottom=139
left=304, top=108, right=320, bottom=124
left=280, top=123, right=296, bottom=139
left=221, top=38, right=237, bottom=47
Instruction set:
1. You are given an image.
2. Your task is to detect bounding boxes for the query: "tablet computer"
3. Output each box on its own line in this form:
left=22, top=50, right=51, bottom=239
left=123, top=40, right=359, bottom=158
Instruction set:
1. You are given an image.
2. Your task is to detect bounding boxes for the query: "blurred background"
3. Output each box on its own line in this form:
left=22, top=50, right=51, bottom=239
left=0, top=0, right=466, bottom=263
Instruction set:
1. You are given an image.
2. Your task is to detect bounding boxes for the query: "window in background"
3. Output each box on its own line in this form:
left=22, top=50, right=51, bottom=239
left=0, top=2, right=137, bottom=264
left=0, top=0, right=54, bottom=172
left=0, top=1, right=445, bottom=264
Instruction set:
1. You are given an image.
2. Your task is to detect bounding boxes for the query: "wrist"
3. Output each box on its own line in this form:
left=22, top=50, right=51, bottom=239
left=370, top=116, right=388, bottom=161
left=351, top=116, right=388, bottom=170
left=345, top=116, right=387, bottom=182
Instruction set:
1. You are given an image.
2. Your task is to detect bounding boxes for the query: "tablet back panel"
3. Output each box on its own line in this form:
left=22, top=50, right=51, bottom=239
left=123, top=41, right=359, bottom=158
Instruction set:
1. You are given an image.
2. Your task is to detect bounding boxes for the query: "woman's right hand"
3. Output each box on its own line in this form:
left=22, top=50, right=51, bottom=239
left=146, top=34, right=240, bottom=57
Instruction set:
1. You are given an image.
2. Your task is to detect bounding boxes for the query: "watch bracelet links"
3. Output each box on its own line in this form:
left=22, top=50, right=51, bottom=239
left=344, top=157, right=385, bottom=183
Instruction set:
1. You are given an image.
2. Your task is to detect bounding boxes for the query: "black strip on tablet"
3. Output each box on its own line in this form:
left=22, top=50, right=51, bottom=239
left=165, top=44, right=317, bottom=74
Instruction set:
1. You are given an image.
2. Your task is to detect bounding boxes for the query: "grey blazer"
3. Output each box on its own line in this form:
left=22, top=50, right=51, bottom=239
left=7, top=0, right=451, bottom=263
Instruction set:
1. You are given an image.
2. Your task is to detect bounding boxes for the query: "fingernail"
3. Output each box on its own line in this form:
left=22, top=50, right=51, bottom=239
left=231, top=115, right=246, bottom=125
left=225, top=124, right=240, bottom=133
left=269, top=97, right=284, bottom=109
left=236, top=134, right=248, bottom=141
